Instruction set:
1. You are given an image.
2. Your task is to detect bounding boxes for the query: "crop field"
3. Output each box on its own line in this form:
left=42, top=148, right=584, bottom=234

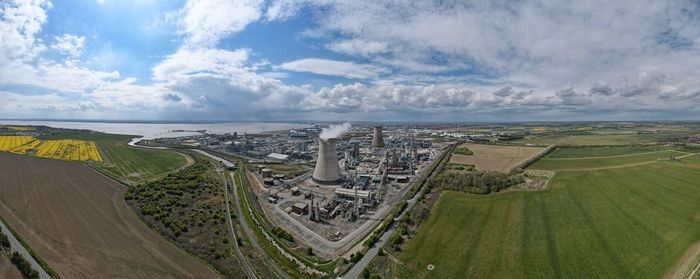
left=529, top=149, right=689, bottom=171
left=32, top=132, right=189, bottom=185
left=394, top=156, right=700, bottom=279
left=33, top=139, right=102, bottom=161
left=0, top=136, right=102, bottom=162
left=516, top=134, right=645, bottom=146
left=0, top=136, right=34, bottom=152
left=546, top=146, right=670, bottom=158
left=449, top=144, right=544, bottom=171
left=0, top=152, right=219, bottom=278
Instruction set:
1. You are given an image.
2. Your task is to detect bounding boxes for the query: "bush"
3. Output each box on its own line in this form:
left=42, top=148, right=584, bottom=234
left=0, top=231, right=9, bottom=249
left=10, top=252, right=39, bottom=279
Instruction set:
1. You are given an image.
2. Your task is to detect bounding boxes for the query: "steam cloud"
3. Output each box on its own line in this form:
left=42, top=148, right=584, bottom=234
left=319, top=122, right=351, bottom=139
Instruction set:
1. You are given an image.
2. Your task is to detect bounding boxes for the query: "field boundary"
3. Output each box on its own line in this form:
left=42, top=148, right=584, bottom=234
left=550, top=152, right=699, bottom=172
left=544, top=149, right=681, bottom=160
left=664, top=240, right=700, bottom=279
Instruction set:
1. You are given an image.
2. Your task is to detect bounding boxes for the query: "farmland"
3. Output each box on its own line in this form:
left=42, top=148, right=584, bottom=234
left=449, top=143, right=544, bottom=171
left=546, top=146, right=670, bottom=158
left=0, top=136, right=34, bottom=152
left=36, top=132, right=189, bottom=185
left=529, top=149, right=689, bottom=171
left=0, top=136, right=102, bottom=162
left=0, top=152, right=219, bottom=278
left=392, top=154, right=700, bottom=279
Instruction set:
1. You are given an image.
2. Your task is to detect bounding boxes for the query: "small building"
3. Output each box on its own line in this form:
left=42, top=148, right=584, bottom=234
left=267, top=153, right=290, bottom=161
left=291, top=202, right=308, bottom=215
left=291, top=186, right=300, bottom=195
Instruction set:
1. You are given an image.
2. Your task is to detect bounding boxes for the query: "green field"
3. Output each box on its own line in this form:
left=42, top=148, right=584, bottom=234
left=40, top=132, right=189, bottom=185
left=547, top=146, right=669, bottom=158
left=395, top=156, right=700, bottom=278
left=529, top=150, right=688, bottom=171
left=516, top=134, right=646, bottom=146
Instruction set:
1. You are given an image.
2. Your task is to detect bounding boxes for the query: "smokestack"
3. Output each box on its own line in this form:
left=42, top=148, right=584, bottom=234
left=372, top=126, right=384, bottom=147
left=313, top=138, right=341, bottom=184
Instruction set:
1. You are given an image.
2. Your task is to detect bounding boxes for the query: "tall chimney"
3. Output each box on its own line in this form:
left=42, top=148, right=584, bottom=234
left=372, top=126, right=384, bottom=147
left=313, top=138, right=341, bottom=184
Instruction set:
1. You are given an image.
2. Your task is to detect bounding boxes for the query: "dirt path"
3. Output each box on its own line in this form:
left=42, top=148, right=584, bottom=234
left=665, top=240, right=700, bottom=279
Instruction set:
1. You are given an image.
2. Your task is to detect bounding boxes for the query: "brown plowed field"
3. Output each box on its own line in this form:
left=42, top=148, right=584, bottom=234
left=449, top=143, right=544, bottom=171
left=0, top=152, right=220, bottom=279
left=0, top=256, right=23, bottom=279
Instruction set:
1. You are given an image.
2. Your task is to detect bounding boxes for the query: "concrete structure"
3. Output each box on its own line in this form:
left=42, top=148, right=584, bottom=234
left=334, top=188, right=373, bottom=203
left=372, top=126, right=384, bottom=147
left=313, top=138, right=341, bottom=184
left=292, top=202, right=309, bottom=215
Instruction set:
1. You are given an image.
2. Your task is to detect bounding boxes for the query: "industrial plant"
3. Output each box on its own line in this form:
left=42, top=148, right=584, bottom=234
left=150, top=123, right=448, bottom=257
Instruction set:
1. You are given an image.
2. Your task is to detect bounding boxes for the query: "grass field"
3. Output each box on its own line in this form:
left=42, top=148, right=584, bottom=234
left=516, top=134, right=645, bottom=146
left=93, top=138, right=189, bottom=185
left=395, top=156, right=700, bottom=278
left=0, top=152, right=219, bottom=278
left=449, top=144, right=543, bottom=171
left=547, top=146, right=669, bottom=158
left=529, top=150, right=688, bottom=171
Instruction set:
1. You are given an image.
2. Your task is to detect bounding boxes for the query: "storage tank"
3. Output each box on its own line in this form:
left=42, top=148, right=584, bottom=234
left=313, top=138, right=341, bottom=184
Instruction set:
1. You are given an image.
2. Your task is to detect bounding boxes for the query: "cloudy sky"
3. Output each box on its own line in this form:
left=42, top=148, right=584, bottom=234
left=2, top=0, right=700, bottom=121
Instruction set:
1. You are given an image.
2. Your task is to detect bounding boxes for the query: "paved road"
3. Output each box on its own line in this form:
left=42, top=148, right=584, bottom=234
left=219, top=171, right=257, bottom=279
left=343, top=146, right=451, bottom=279
left=0, top=218, right=51, bottom=279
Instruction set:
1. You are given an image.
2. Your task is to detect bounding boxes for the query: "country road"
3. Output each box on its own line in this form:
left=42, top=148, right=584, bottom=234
left=0, top=218, right=51, bottom=279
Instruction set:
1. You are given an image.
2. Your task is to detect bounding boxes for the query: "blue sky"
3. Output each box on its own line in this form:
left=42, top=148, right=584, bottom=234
left=2, top=0, right=700, bottom=121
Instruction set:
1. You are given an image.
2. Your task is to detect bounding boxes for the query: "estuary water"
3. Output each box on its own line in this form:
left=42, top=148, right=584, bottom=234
left=0, top=120, right=310, bottom=139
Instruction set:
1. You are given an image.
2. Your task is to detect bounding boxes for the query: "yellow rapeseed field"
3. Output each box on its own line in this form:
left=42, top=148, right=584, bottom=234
left=0, top=136, right=34, bottom=151
left=0, top=136, right=102, bottom=162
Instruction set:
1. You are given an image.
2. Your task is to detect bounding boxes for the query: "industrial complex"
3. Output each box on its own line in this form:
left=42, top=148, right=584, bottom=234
left=154, top=123, right=448, bottom=257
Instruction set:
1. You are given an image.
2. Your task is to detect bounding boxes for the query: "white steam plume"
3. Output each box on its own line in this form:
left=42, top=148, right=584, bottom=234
left=319, top=122, right=351, bottom=139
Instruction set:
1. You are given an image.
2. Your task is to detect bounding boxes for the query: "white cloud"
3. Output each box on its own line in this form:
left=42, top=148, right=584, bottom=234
left=279, top=58, right=388, bottom=79
left=51, top=34, right=85, bottom=57
left=152, top=47, right=251, bottom=82
left=181, top=0, right=264, bottom=46
left=0, top=0, right=51, bottom=64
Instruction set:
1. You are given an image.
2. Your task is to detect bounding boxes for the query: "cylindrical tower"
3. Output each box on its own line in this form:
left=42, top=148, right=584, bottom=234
left=313, top=138, right=341, bottom=184
left=372, top=126, right=384, bottom=147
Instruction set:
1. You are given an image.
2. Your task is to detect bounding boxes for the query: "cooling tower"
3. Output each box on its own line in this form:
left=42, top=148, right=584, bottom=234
left=372, top=126, right=385, bottom=147
left=313, top=138, right=341, bottom=184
